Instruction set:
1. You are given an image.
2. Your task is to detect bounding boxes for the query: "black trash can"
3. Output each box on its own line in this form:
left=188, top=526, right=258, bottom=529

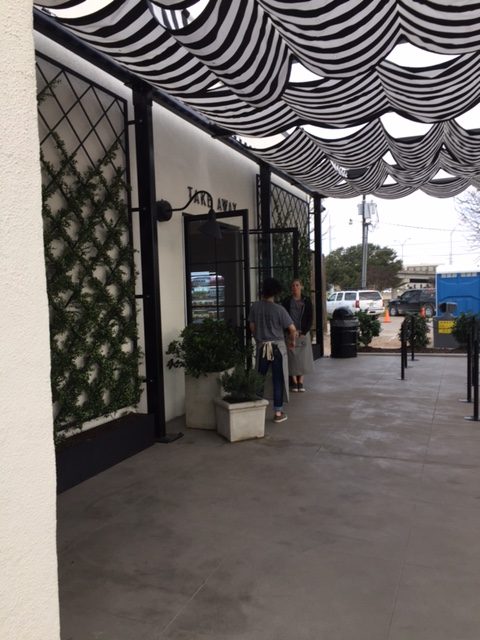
left=330, top=307, right=359, bottom=358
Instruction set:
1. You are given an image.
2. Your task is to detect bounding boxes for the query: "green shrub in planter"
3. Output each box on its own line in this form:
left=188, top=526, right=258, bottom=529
left=397, top=314, right=430, bottom=348
left=355, top=310, right=381, bottom=347
left=452, top=312, right=479, bottom=346
left=220, top=365, right=264, bottom=403
left=166, top=318, right=243, bottom=378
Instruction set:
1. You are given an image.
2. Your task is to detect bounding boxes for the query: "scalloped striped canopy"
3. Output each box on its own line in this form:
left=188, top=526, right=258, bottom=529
left=34, top=0, right=480, bottom=198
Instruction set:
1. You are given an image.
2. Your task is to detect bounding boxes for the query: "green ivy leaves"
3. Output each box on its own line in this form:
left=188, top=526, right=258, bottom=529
left=40, top=104, right=141, bottom=436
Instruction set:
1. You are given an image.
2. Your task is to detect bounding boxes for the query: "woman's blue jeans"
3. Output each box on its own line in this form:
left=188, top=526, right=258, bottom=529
left=258, top=344, right=284, bottom=411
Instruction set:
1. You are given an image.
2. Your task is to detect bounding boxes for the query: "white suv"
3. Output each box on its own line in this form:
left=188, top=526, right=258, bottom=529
left=327, top=290, right=384, bottom=317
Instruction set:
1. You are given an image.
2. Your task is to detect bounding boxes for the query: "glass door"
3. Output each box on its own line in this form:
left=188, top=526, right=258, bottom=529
left=184, top=210, right=250, bottom=333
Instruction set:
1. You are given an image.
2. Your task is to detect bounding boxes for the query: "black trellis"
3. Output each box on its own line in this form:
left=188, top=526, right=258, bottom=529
left=256, top=177, right=311, bottom=293
left=36, top=53, right=142, bottom=436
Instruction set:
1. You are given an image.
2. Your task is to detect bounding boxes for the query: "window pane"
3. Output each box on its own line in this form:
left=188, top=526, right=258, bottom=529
left=359, top=291, right=381, bottom=300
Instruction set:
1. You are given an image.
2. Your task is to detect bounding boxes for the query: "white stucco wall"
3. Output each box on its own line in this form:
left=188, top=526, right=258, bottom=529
left=0, top=3, right=60, bottom=639
left=153, top=105, right=260, bottom=419
left=33, top=31, right=310, bottom=426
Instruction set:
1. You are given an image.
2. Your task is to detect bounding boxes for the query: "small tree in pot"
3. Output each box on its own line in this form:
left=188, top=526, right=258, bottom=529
left=214, top=365, right=268, bottom=442
left=355, top=310, right=381, bottom=348
left=166, top=319, right=244, bottom=429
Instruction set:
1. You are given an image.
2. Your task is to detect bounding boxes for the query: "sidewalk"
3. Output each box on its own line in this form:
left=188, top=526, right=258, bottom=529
left=58, top=353, right=480, bottom=640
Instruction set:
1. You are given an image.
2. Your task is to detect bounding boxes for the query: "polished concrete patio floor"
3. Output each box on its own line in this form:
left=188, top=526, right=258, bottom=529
left=58, top=353, right=480, bottom=640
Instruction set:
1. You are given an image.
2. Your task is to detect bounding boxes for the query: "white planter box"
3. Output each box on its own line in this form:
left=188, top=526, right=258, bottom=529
left=185, top=372, right=223, bottom=430
left=214, top=397, right=268, bottom=442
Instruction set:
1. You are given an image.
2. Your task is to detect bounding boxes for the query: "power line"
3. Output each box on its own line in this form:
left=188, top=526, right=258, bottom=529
left=381, top=221, right=460, bottom=232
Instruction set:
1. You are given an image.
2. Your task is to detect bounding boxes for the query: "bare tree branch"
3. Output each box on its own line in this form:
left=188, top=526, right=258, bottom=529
left=455, top=188, right=480, bottom=252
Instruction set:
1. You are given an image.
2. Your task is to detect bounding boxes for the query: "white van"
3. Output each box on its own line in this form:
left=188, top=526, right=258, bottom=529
left=326, top=290, right=384, bottom=317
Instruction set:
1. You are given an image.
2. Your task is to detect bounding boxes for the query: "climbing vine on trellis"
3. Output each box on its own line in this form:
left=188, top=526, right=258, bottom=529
left=256, top=178, right=311, bottom=294
left=271, top=188, right=311, bottom=293
left=40, top=122, right=142, bottom=436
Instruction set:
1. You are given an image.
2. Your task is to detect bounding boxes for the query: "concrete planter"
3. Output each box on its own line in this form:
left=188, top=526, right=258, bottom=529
left=214, top=397, right=269, bottom=442
left=185, top=372, right=224, bottom=429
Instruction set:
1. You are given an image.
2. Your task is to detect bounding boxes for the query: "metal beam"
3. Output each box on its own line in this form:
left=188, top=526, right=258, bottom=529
left=132, top=82, right=167, bottom=440
left=313, top=195, right=325, bottom=358
left=259, top=163, right=273, bottom=280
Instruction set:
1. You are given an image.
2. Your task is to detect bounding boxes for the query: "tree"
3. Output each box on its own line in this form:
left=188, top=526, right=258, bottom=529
left=325, top=243, right=403, bottom=290
left=455, top=188, right=480, bottom=247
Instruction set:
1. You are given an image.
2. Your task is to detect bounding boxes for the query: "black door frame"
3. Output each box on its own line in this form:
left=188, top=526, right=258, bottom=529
left=249, top=227, right=300, bottom=293
left=183, top=209, right=251, bottom=330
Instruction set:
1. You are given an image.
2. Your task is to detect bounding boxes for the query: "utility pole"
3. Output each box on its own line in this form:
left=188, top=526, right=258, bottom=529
left=357, top=196, right=377, bottom=288
left=449, top=227, right=457, bottom=265
left=361, top=195, right=368, bottom=288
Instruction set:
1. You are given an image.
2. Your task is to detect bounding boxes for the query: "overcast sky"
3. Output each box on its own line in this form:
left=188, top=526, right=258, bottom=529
left=312, top=43, right=480, bottom=268
left=323, top=191, right=474, bottom=267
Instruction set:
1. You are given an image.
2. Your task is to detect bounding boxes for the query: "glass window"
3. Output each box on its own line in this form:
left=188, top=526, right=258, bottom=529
left=359, top=291, right=381, bottom=300
left=344, top=292, right=356, bottom=300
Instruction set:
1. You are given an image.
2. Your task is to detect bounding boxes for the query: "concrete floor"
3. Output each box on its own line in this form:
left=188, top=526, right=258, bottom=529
left=58, top=353, right=480, bottom=640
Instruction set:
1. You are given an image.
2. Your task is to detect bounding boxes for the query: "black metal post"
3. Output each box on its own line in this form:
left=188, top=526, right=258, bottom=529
left=132, top=83, right=178, bottom=442
left=410, top=314, right=416, bottom=361
left=474, top=331, right=479, bottom=421
left=467, top=331, right=473, bottom=402
left=469, top=337, right=479, bottom=421
left=460, top=319, right=474, bottom=404
left=464, top=328, right=472, bottom=403
left=468, top=323, right=474, bottom=402
left=313, top=194, right=324, bottom=358
left=259, top=163, right=272, bottom=282
left=466, top=321, right=479, bottom=421
left=400, top=320, right=406, bottom=380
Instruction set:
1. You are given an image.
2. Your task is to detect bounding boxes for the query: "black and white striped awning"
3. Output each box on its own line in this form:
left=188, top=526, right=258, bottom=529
left=34, top=0, right=480, bottom=198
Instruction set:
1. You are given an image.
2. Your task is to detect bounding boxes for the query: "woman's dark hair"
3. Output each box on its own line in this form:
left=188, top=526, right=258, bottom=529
left=261, top=277, right=283, bottom=298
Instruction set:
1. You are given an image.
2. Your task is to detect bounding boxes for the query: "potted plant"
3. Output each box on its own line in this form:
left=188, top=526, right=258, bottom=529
left=166, top=318, right=243, bottom=429
left=214, top=365, right=268, bottom=442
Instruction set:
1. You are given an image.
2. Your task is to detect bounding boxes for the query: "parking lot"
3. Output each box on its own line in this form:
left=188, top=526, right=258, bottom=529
left=371, top=315, right=404, bottom=349
left=324, top=314, right=435, bottom=354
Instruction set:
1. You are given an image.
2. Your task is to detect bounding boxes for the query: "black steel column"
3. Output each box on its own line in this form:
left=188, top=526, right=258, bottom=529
left=313, top=194, right=324, bottom=358
left=132, top=82, right=166, bottom=439
left=259, top=163, right=272, bottom=280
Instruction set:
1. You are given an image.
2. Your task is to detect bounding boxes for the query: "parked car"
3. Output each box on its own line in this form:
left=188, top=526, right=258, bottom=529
left=388, top=288, right=435, bottom=317
left=326, top=290, right=384, bottom=317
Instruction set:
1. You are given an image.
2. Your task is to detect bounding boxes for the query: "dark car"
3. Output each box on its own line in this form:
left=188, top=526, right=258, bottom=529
left=389, top=289, right=436, bottom=318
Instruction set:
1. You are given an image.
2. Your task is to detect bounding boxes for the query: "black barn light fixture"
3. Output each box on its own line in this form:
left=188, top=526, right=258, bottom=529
left=156, top=190, right=222, bottom=239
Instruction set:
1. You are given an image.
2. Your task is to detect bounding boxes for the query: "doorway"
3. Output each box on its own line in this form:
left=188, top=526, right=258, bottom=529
left=184, top=210, right=250, bottom=334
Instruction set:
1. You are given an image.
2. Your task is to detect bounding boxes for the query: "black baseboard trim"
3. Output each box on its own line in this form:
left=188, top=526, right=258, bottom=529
left=56, top=413, right=155, bottom=493
left=312, top=343, right=324, bottom=359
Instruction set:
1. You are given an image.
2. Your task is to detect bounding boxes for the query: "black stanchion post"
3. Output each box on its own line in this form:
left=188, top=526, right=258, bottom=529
left=460, top=318, right=474, bottom=404
left=467, top=327, right=472, bottom=403
left=400, top=320, right=406, bottom=380
left=410, top=314, right=415, bottom=361
left=466, top=321, right=479, bottom=421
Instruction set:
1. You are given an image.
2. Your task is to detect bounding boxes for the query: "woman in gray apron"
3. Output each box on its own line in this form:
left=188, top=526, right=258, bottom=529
left=282, top=279, right=314, bottom=392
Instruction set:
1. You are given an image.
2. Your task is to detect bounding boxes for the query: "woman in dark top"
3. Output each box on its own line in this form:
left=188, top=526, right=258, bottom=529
left=282, top=279, right=314, bottom=392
